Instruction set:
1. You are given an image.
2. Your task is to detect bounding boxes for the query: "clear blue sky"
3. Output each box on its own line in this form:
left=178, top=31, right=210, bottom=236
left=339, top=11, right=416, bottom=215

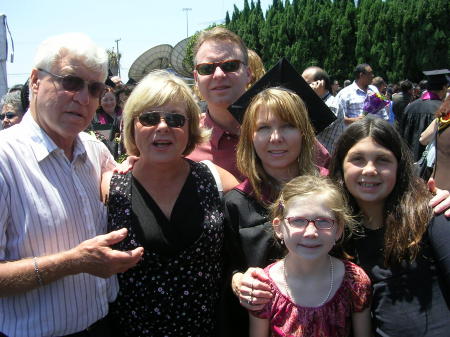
left=2, top=0, right=272, bottom=87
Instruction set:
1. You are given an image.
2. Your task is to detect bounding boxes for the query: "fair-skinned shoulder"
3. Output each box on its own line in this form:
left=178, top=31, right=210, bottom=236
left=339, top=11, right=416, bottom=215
left=419, top=119, right=437, bottom=146
left=215, top=164, right=239, bottom=193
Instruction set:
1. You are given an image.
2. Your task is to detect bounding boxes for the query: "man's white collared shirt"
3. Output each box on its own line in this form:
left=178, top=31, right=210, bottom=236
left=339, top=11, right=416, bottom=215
left=0, top=113, right=118, bottom=337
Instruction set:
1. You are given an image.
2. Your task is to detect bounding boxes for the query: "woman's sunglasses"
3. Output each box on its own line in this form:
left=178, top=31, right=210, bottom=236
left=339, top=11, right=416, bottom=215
left=38, top=68, right=106, bottom=98
left=138, top=111, right=187, bottom=128
left=195, top=59, right=244, bottom=76
left=0, top=112, right=18, bottom=120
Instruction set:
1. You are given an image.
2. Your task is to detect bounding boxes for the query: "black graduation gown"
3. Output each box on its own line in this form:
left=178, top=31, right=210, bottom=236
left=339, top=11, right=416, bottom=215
left=401, top=98, right=441, bottom=161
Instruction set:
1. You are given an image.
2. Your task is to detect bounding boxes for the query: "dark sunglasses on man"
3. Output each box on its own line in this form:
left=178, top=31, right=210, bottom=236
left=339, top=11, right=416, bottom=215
left=0, top=112, right=18, bottom=120
left=37, top=68, right=106, bottom=98
left=138, top=111, right=188, bottom=128
left=195, top=59, right=244, bottom=76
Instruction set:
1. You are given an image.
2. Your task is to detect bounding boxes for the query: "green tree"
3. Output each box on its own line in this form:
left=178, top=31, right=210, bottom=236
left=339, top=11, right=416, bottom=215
left=325, top=0, right=357, bottom=81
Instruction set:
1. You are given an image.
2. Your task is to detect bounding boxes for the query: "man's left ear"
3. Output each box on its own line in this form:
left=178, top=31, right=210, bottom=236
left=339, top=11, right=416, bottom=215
left=30, top=69, right=40, bottom=93
left=193, top=70, right=199, bottom=84
left=245, top=65, right=251, bottom=85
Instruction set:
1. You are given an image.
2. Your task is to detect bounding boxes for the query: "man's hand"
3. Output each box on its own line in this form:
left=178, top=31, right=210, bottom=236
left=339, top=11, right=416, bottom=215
left=309, top=80, right=326, bottom=97
left=71, top=228, right=144, bottom=278
left=114, top=156, right=139, bottom=174
left=344, top=115, right=364, bottom=125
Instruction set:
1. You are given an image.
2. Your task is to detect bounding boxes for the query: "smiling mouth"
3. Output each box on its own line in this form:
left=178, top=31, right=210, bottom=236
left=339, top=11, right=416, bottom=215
left=153, top=140, right=172, bottom=147
left=211, top=85, right=230, bottom=91
left=299, top=243, right=321, bottom=249
left=268, top=150, right=287, bottom=155
left=358, top=182, right=381, bottom=188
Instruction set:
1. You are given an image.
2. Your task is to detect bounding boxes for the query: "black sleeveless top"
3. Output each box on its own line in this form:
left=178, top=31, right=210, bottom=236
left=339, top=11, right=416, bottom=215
left=108, top=160, right=224, bottom=336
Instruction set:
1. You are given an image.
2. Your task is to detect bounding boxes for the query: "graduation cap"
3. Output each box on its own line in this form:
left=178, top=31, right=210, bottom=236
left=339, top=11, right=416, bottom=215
left=422, top=69, right=450, bottom=86
left=228, top=58, right=336, bottom=134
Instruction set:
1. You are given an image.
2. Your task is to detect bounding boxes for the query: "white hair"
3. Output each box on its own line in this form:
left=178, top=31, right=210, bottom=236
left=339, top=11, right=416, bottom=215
left=1, top=91, right=25, bottom=115
left=33, top=33, right=108, bottom=81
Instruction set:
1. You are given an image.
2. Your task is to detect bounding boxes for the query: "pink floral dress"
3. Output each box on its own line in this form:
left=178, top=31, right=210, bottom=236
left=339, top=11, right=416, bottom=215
left=251, top=260, right=371, bottom=337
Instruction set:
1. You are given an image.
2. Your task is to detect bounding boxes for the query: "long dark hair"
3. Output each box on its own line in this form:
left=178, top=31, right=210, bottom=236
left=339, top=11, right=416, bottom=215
left=329, top=117, right=433, bottom=265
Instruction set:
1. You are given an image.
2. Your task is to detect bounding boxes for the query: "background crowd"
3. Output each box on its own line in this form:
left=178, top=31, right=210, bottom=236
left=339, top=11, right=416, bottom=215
left=0, top=24, right=449, bottom=337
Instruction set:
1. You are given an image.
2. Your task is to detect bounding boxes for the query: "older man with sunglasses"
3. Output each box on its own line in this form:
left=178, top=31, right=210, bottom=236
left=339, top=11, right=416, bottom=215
left=0, top=33, right=143, bottom=337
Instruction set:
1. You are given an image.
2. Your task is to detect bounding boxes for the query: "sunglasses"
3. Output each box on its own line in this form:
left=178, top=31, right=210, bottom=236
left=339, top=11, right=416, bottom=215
left=284, top=217, right=335, bottom=230
left=138, top=111, right=188, bottom=128
left=38, top=68, right=106, bottom=98
left=0, top=112, right=18, bottom=120
left=195, top=59, right=244, bottom=76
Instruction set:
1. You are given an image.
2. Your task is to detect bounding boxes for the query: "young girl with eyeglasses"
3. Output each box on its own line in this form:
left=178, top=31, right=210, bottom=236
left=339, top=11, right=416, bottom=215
left=248, top=175, right=372, bottom=337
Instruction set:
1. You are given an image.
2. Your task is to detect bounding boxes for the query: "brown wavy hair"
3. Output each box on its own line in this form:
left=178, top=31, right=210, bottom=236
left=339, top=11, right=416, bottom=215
left=329, top=117, right=433, bottom=265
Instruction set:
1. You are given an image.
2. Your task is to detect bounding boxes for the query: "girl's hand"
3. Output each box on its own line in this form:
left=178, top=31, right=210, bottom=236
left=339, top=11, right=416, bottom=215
left=428, top=178, right=450, bottom=217
left=232, top=268, right=272, bottom=311
left=114, top=156, right=139, bottom=174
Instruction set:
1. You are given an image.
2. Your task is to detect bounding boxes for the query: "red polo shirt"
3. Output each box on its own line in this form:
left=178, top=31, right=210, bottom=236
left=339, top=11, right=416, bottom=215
left=187, top=112, right=243, bottom=180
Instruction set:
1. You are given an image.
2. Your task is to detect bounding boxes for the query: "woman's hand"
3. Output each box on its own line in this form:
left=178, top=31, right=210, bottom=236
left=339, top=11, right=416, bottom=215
left=428, top=178, right=450, bottom=217
left=232, top=268, right=272, bottom=311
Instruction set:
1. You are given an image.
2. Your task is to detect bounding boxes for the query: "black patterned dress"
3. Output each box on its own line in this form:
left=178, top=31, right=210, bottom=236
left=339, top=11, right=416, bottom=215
left=108, top=160, right=224, bottom=337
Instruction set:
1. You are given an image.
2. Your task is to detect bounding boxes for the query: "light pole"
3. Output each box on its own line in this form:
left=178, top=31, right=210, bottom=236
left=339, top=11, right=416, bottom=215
left=115, top=38, right=121, bottom=77
left=182, top=8, right=192, bottom=38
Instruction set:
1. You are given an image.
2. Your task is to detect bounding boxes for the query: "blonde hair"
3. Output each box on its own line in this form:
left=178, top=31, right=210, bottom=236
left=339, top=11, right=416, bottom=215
left=193, top=27, right=248, bottom=65
left=122, top=70, right=210, bottom=156
left=237, top=87, right=317, bottom=203
left=247, top=49, right=266, bottom=88
left=270, top=175, right=355, bottom=243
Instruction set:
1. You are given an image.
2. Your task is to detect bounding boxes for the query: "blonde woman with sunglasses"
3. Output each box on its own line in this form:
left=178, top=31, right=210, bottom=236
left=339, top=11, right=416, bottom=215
left=101, top=70, right=238, bottom=336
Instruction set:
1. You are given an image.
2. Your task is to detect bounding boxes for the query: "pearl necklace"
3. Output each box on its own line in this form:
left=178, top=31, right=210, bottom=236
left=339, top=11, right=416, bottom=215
left=282, top=255, right=334, bottom=307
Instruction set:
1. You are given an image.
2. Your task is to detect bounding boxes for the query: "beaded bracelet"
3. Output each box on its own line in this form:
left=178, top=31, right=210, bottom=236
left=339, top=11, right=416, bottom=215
left=33, top=257, right=44, bottom=287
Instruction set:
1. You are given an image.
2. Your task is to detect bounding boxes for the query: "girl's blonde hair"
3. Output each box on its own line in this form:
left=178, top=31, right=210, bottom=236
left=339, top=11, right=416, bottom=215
left=270, top=175, right=355, bottom=244
left=237, top=87, right=318, bottom=204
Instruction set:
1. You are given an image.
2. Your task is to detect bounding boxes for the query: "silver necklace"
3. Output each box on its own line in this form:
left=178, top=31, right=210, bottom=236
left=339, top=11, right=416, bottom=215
left=282, top=255, right=334, bottom=307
